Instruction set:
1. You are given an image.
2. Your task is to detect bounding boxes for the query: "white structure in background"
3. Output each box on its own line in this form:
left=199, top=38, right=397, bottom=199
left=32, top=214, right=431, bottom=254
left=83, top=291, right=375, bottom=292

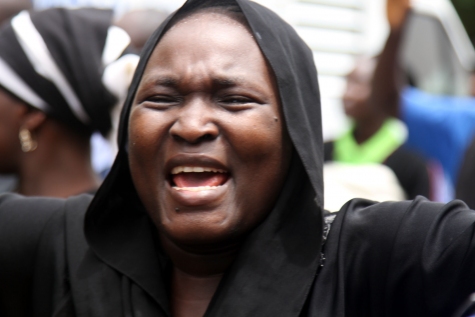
left=280, top=0, right=387, bottom=140
left=33, top=0, right=182, bottom=15
left=404, top=0, right=475, bottom=96
left=31, top=0, right=387, bottom=140
left=32, top=0, right=475, bottom=140
left=263, top=0, right=475, bottom=139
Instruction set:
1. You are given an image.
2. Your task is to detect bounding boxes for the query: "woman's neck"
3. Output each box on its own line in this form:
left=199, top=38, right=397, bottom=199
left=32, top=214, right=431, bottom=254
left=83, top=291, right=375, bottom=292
left=17, top=127, right=99, bottom=197
left=17, top=153, right=99, bottom=197
left=160, top=235, right=240, bottom=317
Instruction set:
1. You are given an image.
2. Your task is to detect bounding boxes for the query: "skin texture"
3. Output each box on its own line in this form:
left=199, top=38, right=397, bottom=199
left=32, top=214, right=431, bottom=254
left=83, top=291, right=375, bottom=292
left=369, top=0, right=410, bottom=119
left=343, top=58, right=375, bottom=122
left=386, top=0, right=410, bottom=29
left=343, top=58, right=387, bottom=144
left=0, top=87, right=99, bottom=197
left=15, top=117, right=99, bottom=197
left=128, top=12, right=291, bottom=317
left=0, top=88, right=25, bottom=173
left=470, top=72, right=475, bottom=97
left=0, top=0, right=31, bottom=25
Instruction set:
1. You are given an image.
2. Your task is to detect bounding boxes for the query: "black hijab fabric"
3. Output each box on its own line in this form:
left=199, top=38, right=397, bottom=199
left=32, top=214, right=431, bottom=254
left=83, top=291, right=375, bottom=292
left=2, top=1, right=475, bottom=317
left=0, top=8, right=123, bottom=136
left=85, top=0, right=324, bottom=315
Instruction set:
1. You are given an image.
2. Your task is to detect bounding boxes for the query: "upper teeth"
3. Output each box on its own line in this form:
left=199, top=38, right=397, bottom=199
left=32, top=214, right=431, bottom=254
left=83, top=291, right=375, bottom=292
left=171, top=166, right=226, bottom=174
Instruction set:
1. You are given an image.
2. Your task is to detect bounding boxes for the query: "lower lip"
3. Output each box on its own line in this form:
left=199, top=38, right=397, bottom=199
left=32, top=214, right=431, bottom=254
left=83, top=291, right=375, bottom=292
left=167, top=180, right=229, bottom=208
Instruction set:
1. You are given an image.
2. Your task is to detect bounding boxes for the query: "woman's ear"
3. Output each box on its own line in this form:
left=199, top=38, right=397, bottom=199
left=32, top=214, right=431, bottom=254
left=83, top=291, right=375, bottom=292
left=21, top=108, right=47, bottom=133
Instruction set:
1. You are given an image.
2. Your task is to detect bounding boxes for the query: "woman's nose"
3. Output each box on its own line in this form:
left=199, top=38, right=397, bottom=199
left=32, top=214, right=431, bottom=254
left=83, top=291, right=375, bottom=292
left=169, top=100, right=219, bottom=144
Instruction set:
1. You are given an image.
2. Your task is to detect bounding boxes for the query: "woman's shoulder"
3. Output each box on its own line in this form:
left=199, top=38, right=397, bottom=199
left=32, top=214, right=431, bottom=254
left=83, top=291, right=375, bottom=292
left=0, top=192, right=92, bottom=223
left=337, top=196, right=473, bottom=228
left=332, top=197, right=475, bottom=245
left=0, top=193, right=94, bottom=315
left=327, top=196, right=475, bottom=279
left=316, top=197, right=475, bottom=316
left=0, top=193, right=68, bottom=240
left=0, top=193, right=93, bottom=266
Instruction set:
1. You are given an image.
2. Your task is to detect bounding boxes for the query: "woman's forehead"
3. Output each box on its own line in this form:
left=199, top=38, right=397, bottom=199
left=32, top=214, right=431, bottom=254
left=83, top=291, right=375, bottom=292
left=139, top=12, right=264, bottom=84
left=168, top=6, right=250, bottom=31
left=162, top=10, right=252, bottom=45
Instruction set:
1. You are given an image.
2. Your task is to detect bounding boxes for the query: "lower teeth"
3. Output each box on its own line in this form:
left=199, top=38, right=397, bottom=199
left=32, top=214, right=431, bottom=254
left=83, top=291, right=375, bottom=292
left=173, top=186, right=220, bottom=191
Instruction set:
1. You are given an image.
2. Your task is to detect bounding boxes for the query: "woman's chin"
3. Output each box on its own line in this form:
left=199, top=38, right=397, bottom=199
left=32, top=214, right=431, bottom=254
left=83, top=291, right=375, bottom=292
left=158, top=212, right=242, bottom=247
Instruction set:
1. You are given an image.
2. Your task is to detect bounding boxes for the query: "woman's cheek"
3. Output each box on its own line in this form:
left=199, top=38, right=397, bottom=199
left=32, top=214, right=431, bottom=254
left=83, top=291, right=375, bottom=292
left=242, top=117, right=283, bottom=159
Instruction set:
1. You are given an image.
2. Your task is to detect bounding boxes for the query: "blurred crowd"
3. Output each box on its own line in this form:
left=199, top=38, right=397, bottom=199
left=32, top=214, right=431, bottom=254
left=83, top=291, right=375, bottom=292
left=0, top=0, right=168, bottom=196
left=0, top=0, right=475, bottom=210
left=323, top=0, right=475, bottom=211
left=0, top=0, right=475, bottom=209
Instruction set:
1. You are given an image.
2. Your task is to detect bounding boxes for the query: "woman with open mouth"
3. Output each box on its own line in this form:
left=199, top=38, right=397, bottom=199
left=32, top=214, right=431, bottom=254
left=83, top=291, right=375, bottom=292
left=1, top=0, right=475, bottom=316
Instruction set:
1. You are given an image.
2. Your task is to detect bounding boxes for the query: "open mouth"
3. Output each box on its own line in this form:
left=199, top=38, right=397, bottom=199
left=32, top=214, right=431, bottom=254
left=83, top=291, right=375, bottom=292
left=170, top=166, right=229, bottom=191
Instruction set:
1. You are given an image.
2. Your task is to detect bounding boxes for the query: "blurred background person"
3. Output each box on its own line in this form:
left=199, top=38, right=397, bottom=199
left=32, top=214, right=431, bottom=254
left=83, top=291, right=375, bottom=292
left=103, top=8, right=168, bottom=161
left=0, top=0, right=31, bottom=25
left=13, top=0, right=475, bottom=205
left=24, top=0, right=170, bottom=178
left=114, top=9, right=169, bottom=54
left=457, top=136, right=475, bottom=208
left=371, top=0, right=475, bottom=205
left=324, top=54, right=431, bottom=211
left=31, top=0, right=178, bottom=16
left=0, top=0, right=32, bottom=192
left=0, top=7, right=136, bottom=197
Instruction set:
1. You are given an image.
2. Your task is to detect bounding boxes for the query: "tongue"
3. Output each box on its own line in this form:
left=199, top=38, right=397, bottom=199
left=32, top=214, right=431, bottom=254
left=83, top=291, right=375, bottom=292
left=173, top=172, right=228, bottom=188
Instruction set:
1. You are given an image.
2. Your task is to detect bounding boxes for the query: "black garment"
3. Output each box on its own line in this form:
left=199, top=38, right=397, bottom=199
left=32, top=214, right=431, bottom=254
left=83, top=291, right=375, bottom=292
left=0, top=175, right=15, bottom=193
left=309, top=197, right=475, bottom=317
left=456, top=136, right=475, bottom=209
left=1, top=1, right=475, bottom=316
left=0, top=8, right=124, bottom=136
left=324, top=141, right=431, bottom=199
left=2, top=195, right=475, bottom=317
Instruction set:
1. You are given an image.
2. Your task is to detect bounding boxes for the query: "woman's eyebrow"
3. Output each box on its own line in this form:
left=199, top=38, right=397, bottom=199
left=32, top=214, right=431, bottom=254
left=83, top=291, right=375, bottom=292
left=213, top=77, right=238, bottom=87
left=212, top=76, right=248, bottom=88
left=139, top=75, right=179, bottom=89
left=141, top=75, right=249, bottom=89
left=153, top=76, right=179, bottom=87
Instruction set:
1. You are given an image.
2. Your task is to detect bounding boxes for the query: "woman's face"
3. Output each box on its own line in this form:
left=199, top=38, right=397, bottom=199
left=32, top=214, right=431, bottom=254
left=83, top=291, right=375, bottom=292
left=128, top=12, right=291, bottom=246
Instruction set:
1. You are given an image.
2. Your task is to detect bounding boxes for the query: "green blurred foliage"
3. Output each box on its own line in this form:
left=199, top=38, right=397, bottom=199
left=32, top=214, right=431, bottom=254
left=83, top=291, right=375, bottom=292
left=451, top=0, right=475, bottom=46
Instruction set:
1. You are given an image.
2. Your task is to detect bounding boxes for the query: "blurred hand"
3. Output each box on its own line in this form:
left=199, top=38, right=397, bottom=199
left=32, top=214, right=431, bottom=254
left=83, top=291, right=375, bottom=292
left=386, top=0, right=410, bottom=29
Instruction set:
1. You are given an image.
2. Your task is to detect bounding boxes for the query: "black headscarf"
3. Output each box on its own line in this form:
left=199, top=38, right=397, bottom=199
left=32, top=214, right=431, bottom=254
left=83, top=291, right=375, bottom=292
left=0, top=8, right=130, bottom=136
left=85, top=0, right=324, bottom=315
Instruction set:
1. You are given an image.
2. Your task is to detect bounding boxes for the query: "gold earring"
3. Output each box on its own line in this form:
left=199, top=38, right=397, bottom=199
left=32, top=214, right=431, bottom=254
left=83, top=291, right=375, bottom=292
left=19, top=128, right=37, bottom=152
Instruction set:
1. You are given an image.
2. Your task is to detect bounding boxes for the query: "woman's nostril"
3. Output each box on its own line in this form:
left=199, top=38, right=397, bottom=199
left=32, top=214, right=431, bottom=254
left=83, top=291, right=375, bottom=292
left=200, top=134, right=216, bottom=142
left=170, top=118, right=219, bottom=144
left=171, top=131, right=216, bottom=144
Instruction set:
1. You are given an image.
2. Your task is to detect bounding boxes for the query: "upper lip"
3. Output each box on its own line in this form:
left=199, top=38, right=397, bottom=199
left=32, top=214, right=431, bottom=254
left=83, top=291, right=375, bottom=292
left=165, top=154, right=229, bottom=177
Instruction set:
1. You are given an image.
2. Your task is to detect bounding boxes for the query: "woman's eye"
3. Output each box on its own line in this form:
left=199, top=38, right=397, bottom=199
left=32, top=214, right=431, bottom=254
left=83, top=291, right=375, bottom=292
left=220, top=96, right=254, bottom=105
left=141, top=95, right=179, bottom=109
left=148, top=96, right=176, bottom=103
left=218, top=96, right=257, bottom=111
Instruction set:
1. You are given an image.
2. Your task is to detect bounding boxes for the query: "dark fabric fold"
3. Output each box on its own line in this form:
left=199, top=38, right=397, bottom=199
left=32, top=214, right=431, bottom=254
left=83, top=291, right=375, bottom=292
left=309, top=197, right=475, bottom=317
